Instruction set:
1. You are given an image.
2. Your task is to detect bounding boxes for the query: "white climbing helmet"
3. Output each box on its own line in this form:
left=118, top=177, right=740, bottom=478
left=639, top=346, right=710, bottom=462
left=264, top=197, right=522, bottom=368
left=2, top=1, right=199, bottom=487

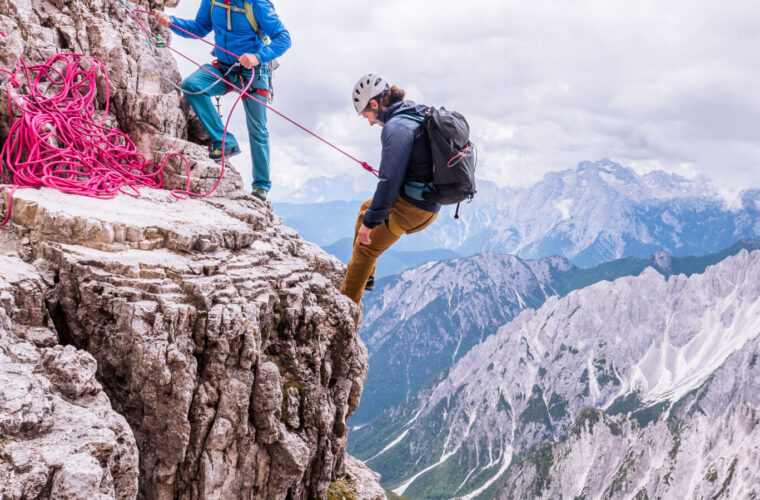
left=352, top=73, right=390, bottom=115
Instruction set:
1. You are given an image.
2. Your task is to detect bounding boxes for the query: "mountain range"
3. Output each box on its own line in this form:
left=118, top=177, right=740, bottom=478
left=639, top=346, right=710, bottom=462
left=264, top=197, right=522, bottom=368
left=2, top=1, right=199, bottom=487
left=352, top=239, right=760, bottom=426
left=275, top=160, right=760, bottom=271
left=350, top=248, right=760, bottom=498
left=352, top=252, right=574, bottom=425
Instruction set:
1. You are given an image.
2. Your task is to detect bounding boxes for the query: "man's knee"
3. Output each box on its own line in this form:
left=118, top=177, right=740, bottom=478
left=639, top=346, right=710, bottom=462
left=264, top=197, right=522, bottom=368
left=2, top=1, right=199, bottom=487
left=181, top=74, right=207, bottom=93
left=245, top=102, right=268, bottom=127
left=180, top=76, right=196, bottom=93
left=249, top=123, right=269, bottom=142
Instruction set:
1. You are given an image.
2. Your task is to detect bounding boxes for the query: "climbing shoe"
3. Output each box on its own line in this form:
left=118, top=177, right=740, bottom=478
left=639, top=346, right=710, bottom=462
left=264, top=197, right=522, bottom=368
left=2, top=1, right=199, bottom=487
left=251, top=188, right=268, bottom=201
left=209, top=145, right=241, bottom=161
left=365, top=275, right=375, bottom=291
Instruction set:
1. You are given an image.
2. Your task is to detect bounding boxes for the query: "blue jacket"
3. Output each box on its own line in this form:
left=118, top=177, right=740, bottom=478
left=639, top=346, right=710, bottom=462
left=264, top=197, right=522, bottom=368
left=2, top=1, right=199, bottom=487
left=363, top=101, right=441, bottom=229
left=170, top=0, right=291, bottom=66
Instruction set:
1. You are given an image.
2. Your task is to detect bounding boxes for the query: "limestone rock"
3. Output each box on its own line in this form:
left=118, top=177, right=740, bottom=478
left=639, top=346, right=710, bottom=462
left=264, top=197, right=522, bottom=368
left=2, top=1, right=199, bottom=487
left=0, top=253, right=139, bottom=500
left=14, top=185, right=367, bottom=498
left=343, top=455, right=387, bottom=500
left=0, top=166, right=377, bottom=499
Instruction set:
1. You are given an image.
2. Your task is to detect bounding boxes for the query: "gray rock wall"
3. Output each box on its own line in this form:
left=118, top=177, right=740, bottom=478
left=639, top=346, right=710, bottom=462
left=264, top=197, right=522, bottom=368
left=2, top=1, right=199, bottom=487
left=0, top=248, right=139, bottom=499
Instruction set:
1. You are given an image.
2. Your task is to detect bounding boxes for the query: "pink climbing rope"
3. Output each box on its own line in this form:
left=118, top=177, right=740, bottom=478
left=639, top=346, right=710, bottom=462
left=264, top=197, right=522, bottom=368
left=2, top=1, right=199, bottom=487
left=0, top=29, right=252, bottom=225
left=0, top=51, right=217, bottom=226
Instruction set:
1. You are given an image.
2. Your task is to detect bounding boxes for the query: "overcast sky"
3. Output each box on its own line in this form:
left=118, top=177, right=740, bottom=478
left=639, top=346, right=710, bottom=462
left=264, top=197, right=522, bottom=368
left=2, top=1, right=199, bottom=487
left=164, top=0, right=760, bottom=201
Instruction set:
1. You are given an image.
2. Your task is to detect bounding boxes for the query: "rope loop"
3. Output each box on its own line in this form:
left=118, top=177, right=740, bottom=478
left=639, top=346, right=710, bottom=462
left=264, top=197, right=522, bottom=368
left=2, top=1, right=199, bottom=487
left=361, top=162, right=379, bottom=176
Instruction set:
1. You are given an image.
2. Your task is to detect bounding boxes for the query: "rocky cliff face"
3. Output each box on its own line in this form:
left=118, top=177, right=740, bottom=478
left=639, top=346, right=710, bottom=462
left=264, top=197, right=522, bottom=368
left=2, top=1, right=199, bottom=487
left=0, top=1, right=383, bottom=499
left=0, top=251, right=139, bottom=499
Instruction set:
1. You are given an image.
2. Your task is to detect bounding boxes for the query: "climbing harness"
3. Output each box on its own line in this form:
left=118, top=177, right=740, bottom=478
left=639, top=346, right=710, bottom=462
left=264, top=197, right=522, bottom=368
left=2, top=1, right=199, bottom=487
left=208, top=0, right=277, bottom=101
left=209, top=59, right=270, bottom=102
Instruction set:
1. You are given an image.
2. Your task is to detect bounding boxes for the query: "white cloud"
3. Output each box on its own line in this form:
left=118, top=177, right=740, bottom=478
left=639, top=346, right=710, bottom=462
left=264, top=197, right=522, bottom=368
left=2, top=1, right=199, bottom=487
left=165, top=0, right=760, bottom=196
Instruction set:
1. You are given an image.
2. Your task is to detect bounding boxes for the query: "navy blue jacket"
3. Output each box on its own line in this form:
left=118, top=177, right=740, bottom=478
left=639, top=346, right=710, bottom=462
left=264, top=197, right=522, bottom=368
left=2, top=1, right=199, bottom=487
left=170, top=0, right=291, bottom=66
left=363, top=101, right=441, bottom=229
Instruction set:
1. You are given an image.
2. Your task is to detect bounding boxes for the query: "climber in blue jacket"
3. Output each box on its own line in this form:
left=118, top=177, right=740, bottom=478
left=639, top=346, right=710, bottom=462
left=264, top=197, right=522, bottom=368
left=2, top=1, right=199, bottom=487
left=155, top=1, right=291, bottom=201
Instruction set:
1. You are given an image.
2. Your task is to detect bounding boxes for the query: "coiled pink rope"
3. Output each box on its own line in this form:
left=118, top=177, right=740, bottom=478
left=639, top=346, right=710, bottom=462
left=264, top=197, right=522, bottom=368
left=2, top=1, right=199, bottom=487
left=0, top=52, right=204, bottom=226
left=0, top=43, right=247, bottom=226
left=1, top=54, right=163, bottom=195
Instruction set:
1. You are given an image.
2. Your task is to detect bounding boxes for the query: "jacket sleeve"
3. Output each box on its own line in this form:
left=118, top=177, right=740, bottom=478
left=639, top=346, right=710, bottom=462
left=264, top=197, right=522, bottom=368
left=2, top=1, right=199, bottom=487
left=252, top=0, right=291, bottom=63
left=362, top=123, right=415, bottom=229
left=170, top=0, right=213, bottom=39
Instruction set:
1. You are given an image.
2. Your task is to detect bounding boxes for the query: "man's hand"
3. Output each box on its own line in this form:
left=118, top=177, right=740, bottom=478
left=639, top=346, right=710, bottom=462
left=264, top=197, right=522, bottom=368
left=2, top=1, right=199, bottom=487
left=154, top=12, right=172, bottom=27
left=358, top=224, right=372, bottom=246
left=239, top=53, right=260, bottom=69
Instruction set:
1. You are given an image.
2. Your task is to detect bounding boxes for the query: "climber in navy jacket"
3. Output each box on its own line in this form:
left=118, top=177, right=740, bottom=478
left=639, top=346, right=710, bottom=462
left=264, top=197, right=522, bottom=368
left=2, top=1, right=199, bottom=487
left=340, top=74, right=441, bottom=303
left=155, top=1, right=291, bottom=201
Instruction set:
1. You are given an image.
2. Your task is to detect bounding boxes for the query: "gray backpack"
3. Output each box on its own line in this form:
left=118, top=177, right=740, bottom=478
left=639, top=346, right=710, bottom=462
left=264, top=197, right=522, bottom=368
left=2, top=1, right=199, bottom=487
left=399, top=108, right=477, bottom=212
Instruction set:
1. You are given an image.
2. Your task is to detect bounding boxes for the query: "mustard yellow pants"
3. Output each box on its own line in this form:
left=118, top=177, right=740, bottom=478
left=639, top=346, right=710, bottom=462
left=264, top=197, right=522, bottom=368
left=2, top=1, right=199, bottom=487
left=340, top=196, right=438, bottom=303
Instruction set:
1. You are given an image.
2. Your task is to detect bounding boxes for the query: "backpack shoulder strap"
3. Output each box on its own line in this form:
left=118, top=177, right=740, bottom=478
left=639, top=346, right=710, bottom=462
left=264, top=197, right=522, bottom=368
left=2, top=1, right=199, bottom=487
left=243, top=2, right=261, bottom=35
left=210, top=0, right=263, bottom=38
left=392, top=113, right=426, bottom=142
left=392, top=113, right=424, bottom=123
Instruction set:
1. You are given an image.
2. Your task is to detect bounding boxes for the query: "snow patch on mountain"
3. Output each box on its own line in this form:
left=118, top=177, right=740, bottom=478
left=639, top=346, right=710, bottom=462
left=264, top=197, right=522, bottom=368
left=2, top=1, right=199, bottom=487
left=554, top=199, right=573, bottom=220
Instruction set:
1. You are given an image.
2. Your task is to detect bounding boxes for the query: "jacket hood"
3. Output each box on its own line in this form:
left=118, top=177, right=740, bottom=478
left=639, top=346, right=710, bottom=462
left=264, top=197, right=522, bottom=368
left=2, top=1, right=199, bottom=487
left=378, top=100, right=427, bottom=123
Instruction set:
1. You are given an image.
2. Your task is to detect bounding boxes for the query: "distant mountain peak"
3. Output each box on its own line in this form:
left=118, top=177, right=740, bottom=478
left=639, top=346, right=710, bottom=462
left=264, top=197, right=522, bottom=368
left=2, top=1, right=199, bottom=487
left=280, top=160, right=759, bottom=270
left=577, top=159, right=637, bottom=180
left=651, top=249, right=672, bottom=271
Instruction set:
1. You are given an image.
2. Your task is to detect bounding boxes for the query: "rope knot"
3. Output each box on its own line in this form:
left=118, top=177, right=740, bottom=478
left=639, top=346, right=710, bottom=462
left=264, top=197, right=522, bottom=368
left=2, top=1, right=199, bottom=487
left=361, top=162, right=378, bottom=176
left=148, top=32, right=167, bottom=48
left=0, top=71, right=20, bottom=88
